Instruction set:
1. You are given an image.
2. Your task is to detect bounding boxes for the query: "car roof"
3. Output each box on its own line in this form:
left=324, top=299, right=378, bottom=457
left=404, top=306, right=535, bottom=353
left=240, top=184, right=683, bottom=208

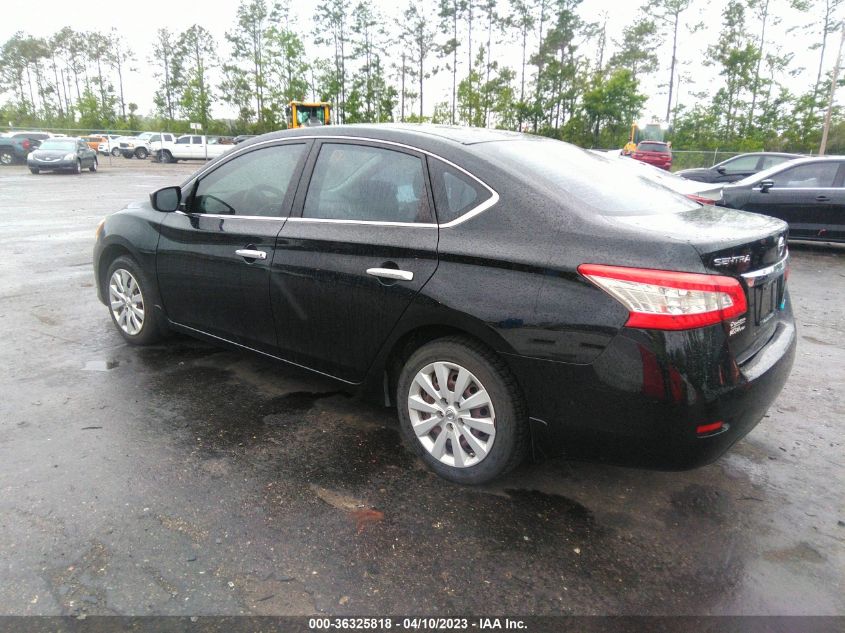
left=732, top=151, right=802, bottom=158
left=253, top=123, right=528, bottom=148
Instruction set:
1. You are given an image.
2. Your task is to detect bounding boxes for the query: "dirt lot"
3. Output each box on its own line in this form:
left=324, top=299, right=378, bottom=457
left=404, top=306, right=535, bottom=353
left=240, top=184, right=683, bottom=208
left=0, top=160, right=843, bottom=616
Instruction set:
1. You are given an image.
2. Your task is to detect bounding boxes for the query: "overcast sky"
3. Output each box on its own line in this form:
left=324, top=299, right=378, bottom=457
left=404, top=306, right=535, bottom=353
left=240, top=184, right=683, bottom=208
left=2, top=0, right=837, bottom=122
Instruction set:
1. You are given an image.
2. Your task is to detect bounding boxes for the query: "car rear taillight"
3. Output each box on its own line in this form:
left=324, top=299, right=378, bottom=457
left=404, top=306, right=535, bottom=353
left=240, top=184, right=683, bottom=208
left=578, top=264, right=747, bottom=330
left=22, top=139, right=30, bottom=150
left=685, top=194, right=715, bottom=205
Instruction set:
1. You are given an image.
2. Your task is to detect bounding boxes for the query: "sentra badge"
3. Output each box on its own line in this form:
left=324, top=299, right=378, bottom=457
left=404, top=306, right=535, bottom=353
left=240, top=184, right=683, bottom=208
left=714, top=254, right=751, bottom=267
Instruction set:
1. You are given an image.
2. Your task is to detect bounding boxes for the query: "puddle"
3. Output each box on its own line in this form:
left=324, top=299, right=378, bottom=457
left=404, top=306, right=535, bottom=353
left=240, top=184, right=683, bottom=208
left=83, top=360, right=120, bottom=372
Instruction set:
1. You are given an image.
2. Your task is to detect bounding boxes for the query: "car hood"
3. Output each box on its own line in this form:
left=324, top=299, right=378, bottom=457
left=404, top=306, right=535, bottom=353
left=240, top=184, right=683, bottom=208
left=31, top=149, right=72, bottom=159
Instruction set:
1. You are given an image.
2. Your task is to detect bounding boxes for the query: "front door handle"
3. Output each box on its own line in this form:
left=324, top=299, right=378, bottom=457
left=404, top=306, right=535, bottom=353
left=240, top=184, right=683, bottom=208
left=815, top=195, right=830, bottom=202
left=235, top=248, right=267, bottom=260
left=366, top=267, right=414, bottom=281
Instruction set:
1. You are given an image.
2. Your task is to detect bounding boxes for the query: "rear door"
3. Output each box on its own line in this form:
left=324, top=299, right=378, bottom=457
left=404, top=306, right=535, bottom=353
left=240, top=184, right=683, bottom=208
left=156, top=140, right=310, bottom=352
left=271, top=140, right=439, bottom=382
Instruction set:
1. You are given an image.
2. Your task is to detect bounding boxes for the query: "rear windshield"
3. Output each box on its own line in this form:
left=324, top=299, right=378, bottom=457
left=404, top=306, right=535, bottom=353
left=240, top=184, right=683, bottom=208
left=485, top=139, right=698, bottom=217
left=38, top=140, right=76, bottom=151
left=637, top=142, right=669, bottom=153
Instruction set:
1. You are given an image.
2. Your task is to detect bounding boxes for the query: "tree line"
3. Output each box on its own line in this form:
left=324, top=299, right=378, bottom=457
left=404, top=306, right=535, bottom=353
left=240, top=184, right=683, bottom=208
left=1, top=0, right=842, bottom=152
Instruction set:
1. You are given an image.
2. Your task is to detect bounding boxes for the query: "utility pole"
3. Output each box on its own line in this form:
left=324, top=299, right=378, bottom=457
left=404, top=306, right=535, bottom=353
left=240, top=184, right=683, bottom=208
left=820, top=26, right=845, bottom=155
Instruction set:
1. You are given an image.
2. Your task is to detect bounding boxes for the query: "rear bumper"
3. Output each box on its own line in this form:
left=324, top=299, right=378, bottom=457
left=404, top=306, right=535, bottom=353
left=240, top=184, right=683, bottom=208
left=507, top=310, right=796, bottom=469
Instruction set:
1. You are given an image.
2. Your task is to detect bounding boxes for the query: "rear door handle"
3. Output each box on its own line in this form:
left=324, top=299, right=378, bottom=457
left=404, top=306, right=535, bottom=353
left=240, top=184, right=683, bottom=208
left=366, top=267, right=414, bottom=281
left=815, top=195, right=830, bottom=202
left=235, top=248, right=267, bottom=260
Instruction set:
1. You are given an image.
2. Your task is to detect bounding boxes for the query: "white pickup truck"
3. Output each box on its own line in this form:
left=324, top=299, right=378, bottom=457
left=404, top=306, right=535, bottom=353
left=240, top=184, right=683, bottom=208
left=151, top=135, right=233, bottom=163
left=118, top=132, right=178, bottom=159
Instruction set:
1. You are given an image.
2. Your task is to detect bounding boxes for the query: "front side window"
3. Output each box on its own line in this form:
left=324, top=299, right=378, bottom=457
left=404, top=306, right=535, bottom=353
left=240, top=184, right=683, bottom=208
left=770, top=163, right=839, bottom=188
left=176, top=136, right=190, bottom=144
left=192, top=136, right=202, bottom=144
left=429, top=158, right=492, bottom=224
left=192, top=143, right=306, bottom=217
left=303, top=143, right=430, bottom=223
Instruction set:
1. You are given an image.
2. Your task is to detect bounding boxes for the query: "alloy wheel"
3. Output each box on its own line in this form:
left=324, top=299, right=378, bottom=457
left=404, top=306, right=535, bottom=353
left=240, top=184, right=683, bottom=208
left=407, top=361, right=496, bottom=468
left=0, top=151, right=12, bottom=165
left=108, top=269, right=145, bottom=336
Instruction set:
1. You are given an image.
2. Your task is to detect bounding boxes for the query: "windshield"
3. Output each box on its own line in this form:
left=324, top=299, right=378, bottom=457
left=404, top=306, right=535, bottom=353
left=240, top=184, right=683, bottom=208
left=637, top=142, right=669, bottom=153
left=297, top=106, right=325, bottom=125
left=136, top=133, right=154, bottom=140
left=486, top=139, right=699, bottom=216
left=38, top=140, right=76, bottom=151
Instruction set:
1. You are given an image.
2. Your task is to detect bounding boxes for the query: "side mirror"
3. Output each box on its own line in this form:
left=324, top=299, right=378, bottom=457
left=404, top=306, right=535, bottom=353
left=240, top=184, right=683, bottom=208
left=759, top=179, right=774, bottom=193
left=716, top=166, right=727, bottom=174
left=150, top=186, right=182, bottom=212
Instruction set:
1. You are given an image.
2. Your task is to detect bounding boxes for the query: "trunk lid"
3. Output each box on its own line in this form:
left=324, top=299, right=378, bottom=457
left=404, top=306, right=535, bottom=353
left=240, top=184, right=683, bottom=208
left=610, top=205, right=789, bottom=361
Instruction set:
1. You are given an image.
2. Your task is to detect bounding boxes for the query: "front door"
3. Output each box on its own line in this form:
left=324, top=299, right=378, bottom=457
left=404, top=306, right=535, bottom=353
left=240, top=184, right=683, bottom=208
left=156, top=140, right=310, bottom=352
left=271, top=140, right=439, bottom=382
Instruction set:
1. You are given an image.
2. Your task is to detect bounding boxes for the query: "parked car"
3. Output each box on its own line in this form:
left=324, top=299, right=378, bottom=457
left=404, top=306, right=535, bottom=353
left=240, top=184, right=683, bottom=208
left=94, top=125, right=795, bottom=484
left=677, top=152, right=802, bottom=184
left=592, top=150, right=722, bottom=203
left=0, top=132, right=51, bottom=165
left=28, top=137, right=98, bottom=174
left=233, top=134, right=257, bottom=144
left=116, top=132, right=176, bottom=159
left=719, top=156, right=845, bottom=242
left=629, top=140, right=672, bottom=170
left=97, top=134, right=122, bottom=155
left=152, top=135, right=233, bottom=163
left=81, top=135, right=107, bottom=152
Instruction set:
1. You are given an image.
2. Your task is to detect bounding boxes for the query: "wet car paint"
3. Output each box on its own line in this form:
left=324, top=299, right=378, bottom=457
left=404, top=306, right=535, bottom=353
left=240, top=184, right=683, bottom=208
left=93, top=126, right=795, bottom=471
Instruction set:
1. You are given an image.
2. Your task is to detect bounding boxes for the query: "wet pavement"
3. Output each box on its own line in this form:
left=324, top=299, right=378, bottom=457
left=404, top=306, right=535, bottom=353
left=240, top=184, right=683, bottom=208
left=0, top=161, right=843, bottom=616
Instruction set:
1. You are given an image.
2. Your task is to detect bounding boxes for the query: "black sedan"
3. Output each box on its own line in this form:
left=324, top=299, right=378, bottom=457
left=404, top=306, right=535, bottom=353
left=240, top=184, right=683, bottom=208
left=677, top=152, right=800, bottom=183
left=720, top=156, right=845, bottom=242
left=93, top=125, right=796, bottom=484
left=28, top=137, right=98, bottom=174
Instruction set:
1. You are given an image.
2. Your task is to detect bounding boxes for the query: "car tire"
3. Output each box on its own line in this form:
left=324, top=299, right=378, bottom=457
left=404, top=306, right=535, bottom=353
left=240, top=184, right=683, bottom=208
left=134, top=147, right=148, bottom=160
left=104, top=256, right=163, bottom=346
left=0, top=150, right=14, bottom=166
left=89, top=158, right=98, bottom=172
left=396, top=336, right=528, bottom=484
left=29, top=167, right=39, bottom=174
left=74, top=160, right=82, bottom=174
left=111, top=147, right=121, bottom=157
left=160, top=150, right=173, bottom=164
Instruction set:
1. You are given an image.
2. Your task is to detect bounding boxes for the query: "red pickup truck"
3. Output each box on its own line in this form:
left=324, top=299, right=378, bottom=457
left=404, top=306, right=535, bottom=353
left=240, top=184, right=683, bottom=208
left=630, top=141, right=672, bottom=171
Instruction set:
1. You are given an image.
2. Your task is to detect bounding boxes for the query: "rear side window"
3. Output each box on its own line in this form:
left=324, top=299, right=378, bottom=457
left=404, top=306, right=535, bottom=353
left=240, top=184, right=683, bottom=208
left=429, top=158, right=492, bottom=224
left=771, top=162, right=839, bottom=188
left=192, top=143, right=305, bottom=217
left=303, top=143, right=431, bottom=223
